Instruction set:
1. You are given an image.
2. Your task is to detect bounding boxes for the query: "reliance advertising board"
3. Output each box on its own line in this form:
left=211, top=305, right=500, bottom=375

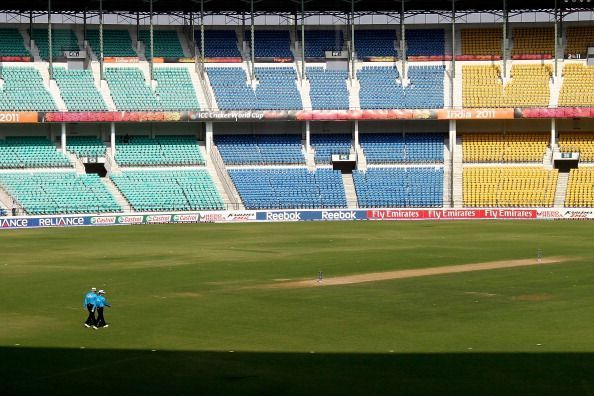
left=0, top=208, right=593, bottom=230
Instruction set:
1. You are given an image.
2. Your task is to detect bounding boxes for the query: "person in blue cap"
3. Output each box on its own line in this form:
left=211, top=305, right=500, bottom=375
left=83, top=287, right=98, bottom=328
left=93, top=290, right=111, bottom=328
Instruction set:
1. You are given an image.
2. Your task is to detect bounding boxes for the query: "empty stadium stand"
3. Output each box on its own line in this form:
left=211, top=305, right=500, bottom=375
left=460, top=28, right=502, bottom=57
left=558, top=132, right=594, bottom=162
left=353, top=167, right=443, bottom=208
left=462, top=64, right=551, bottom=108
left=105, top=67, right=161, bottom=111
left=463, top=167, right=557, bottom=207
left=153, top=67, right=200, bottom=110
left=111, top=169, right=223, bottom=211
left=405, top=29, right=445, bottom=57
left=53, top=67, right=109, bottom=111
left=0, top=66, right=58, bottom=111
left=358, top=65, right=444, bottom=109
left=354, top=29, right=397, bottom=58
left=565, top=167, right=594, bottom=207
left=66, top=136, right=107, bottom=158
left=559, top=63, right=594, bottom=107
left=0, top=137, right=71, bottom=168
left=32, top=29, right=78, bottom=60
left=359, top=133, right=444, bottom=164
left=196, top=30, right=241, bottom=58
left=511, top=27, right=554, bottom=57
left=207, top=66, right=302, bottom=110
left=138, top=30, right=185, bottom=58
left=304, top=30, right=344, bottom=58
left=0, top=172, right=120, bottom=214
left=254, top=67, right=303, bottom=110
left=87, top=29, right=136, bottom=57
left=215, top=134, right=305, bottom=165
left=115, top=135, right=204, bottom=166
left=0, top=28, right=29, bottom=57
left=462, top=133, right=549, bottom=163
left=229, top=168, right=346, bottom=209
left=207, top=67, right=256, bottom=110
left=310, top=134, right=352, bottom=164
left=248, top=30, right=293, bottom=59
left=307, top=67, right=349, bottom=110
left=565, top=26, right=594, bottom=58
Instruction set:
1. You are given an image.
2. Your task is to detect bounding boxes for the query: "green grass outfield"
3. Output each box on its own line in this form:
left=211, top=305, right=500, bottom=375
left=1, top=220, right=594, bottom=395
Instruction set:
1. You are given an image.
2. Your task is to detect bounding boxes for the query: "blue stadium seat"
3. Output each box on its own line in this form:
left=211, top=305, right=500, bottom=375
left=310, top=134, right=352, bottom=164
left=215, top=134, right=305, bottom=165
left=229, top=168, right=347, bottom=209
left=303, top=30, right=344, bottom=58
left=196, top=30, right=241, bottom=58
left=360, top=133, right=445, bottom=164
left=358, top=65, right=444, bottom=109
left=307, top=67, right=349, bottom=110
left=355, top=30, right=397, bottom=58
left=247, top=30, right=293, bottom=59
left=405, top=29, right=445, bottom=57
left=353, top=167, right=443, bottom=208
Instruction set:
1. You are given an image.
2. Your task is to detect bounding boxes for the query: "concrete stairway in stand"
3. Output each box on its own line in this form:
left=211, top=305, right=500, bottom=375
left=452, top=137, right=464, bottom=207
left=101, top=177, right=131, bottom=212
left=208, top=144, right=244, bottom=210
left=342, top=173, right=358, bottom=209
left=553, top=172, right=569, bottom=208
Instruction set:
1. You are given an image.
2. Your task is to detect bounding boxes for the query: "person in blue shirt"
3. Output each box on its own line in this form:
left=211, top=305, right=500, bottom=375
left=83, top=287, right=98, bottom=328
left=93, top=290, right=111, bottom=328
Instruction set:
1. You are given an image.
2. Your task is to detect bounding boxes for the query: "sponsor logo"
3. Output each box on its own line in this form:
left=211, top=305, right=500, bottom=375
left=146, top=215, right=172, bottom=224
left=173, top=214, right=200, bottom=223
left=266, top=212, right=302, bottom=221
left=368, top=210, right=421, bottom=220
left=91, top=216, right=116, bottom=224
left=1, top=218, right=29, bottom=228
left=564, top=210, right=592, bottom=219
left=484, top=209, right=536, bottom=219
left=117, top=216, right=144, bottom=224
left=537, top=210, right=564, bottom=219
left=321, top=211, right=357, bottom=220
left=200, top=213, right=226, bottom=223
left=38, top=217, right=85, bottom=227
left=226, top=212, right=255, bottom=222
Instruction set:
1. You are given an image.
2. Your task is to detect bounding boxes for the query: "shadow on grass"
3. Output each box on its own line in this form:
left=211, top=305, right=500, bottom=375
left=1, top=347, right=593, bottom=395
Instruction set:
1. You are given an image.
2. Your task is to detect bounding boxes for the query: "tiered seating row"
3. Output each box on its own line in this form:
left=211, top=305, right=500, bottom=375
left=115, top=135, right=204, bottom=166
left=0, top=172, right=120, bottom=214
left=0, top=137, right=71, bottom=168
left=559, top=63, right=594, bottom=107
left=360, top=133, right=444, bottom=164
left=0, top=28, right=30, bottom=57
left=87, top=29, right=136, bottom=57
left=196, top=30, right=241, bottom=58
left=463, top=167, right=557, bottom=207
left=111, top=170, right=223, bottom=212
left=139, top=30, right=185, bottom=58
left=461, top=28, right=502, bottom=57
left=215, top=134, right=305, bottom=165
left=66, top=136, right=106, bottom=158
left=53, top=67, right=108, bottom=111
left=354, top=30, right=397, bottom=58
left=566, top=168, right=594, bottom=207
left=462, top=133, right=548, bottom=163
left=358, top=65, right=444, bottom=109
left=462, top=64, right=551, bottom=108
left=558, top=132, right=594, bottom=162
left=229, top=168, right=346, bottom=210
left=310, top=134, right=352, bottom=164
left=353, top=167, right=443, bottom=208
left=0, top=66, right=57, bottom=111
left=32, top=29, right=78, bottom=60
left=307, top=67, right=349, bottom=110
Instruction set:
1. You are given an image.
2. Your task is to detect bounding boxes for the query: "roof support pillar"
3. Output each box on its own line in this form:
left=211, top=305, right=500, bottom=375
left=83, top=10, right=87, bottom=42
left=502, top=0, right=508, bottom=80
left=149, top=0, right=154, bottom=81
left=400, top=1, right=406, bottom=82
left=250, top=0, right=255, bottom=80
left=450, top=0, right=456, bottom=108
left=554, top=0, right=559, bottom=78
left=99, top=0, right=104, bottom=81
left=301, top=0, right=305, bottom=80
left=351, top=0, right=355, bottom=81
left=48, top=0, right=53, bottom=79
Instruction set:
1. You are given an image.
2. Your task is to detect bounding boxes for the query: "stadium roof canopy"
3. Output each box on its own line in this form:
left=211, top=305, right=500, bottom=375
left=1, top=0, right=593, bottom=14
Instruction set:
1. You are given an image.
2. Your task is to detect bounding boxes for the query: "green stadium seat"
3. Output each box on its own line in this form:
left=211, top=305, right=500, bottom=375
left=0, top=66, right=58, bottom=111
left=115, top=135, right=205, bottom=166
left=53, top=67, right=109, bottom=111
